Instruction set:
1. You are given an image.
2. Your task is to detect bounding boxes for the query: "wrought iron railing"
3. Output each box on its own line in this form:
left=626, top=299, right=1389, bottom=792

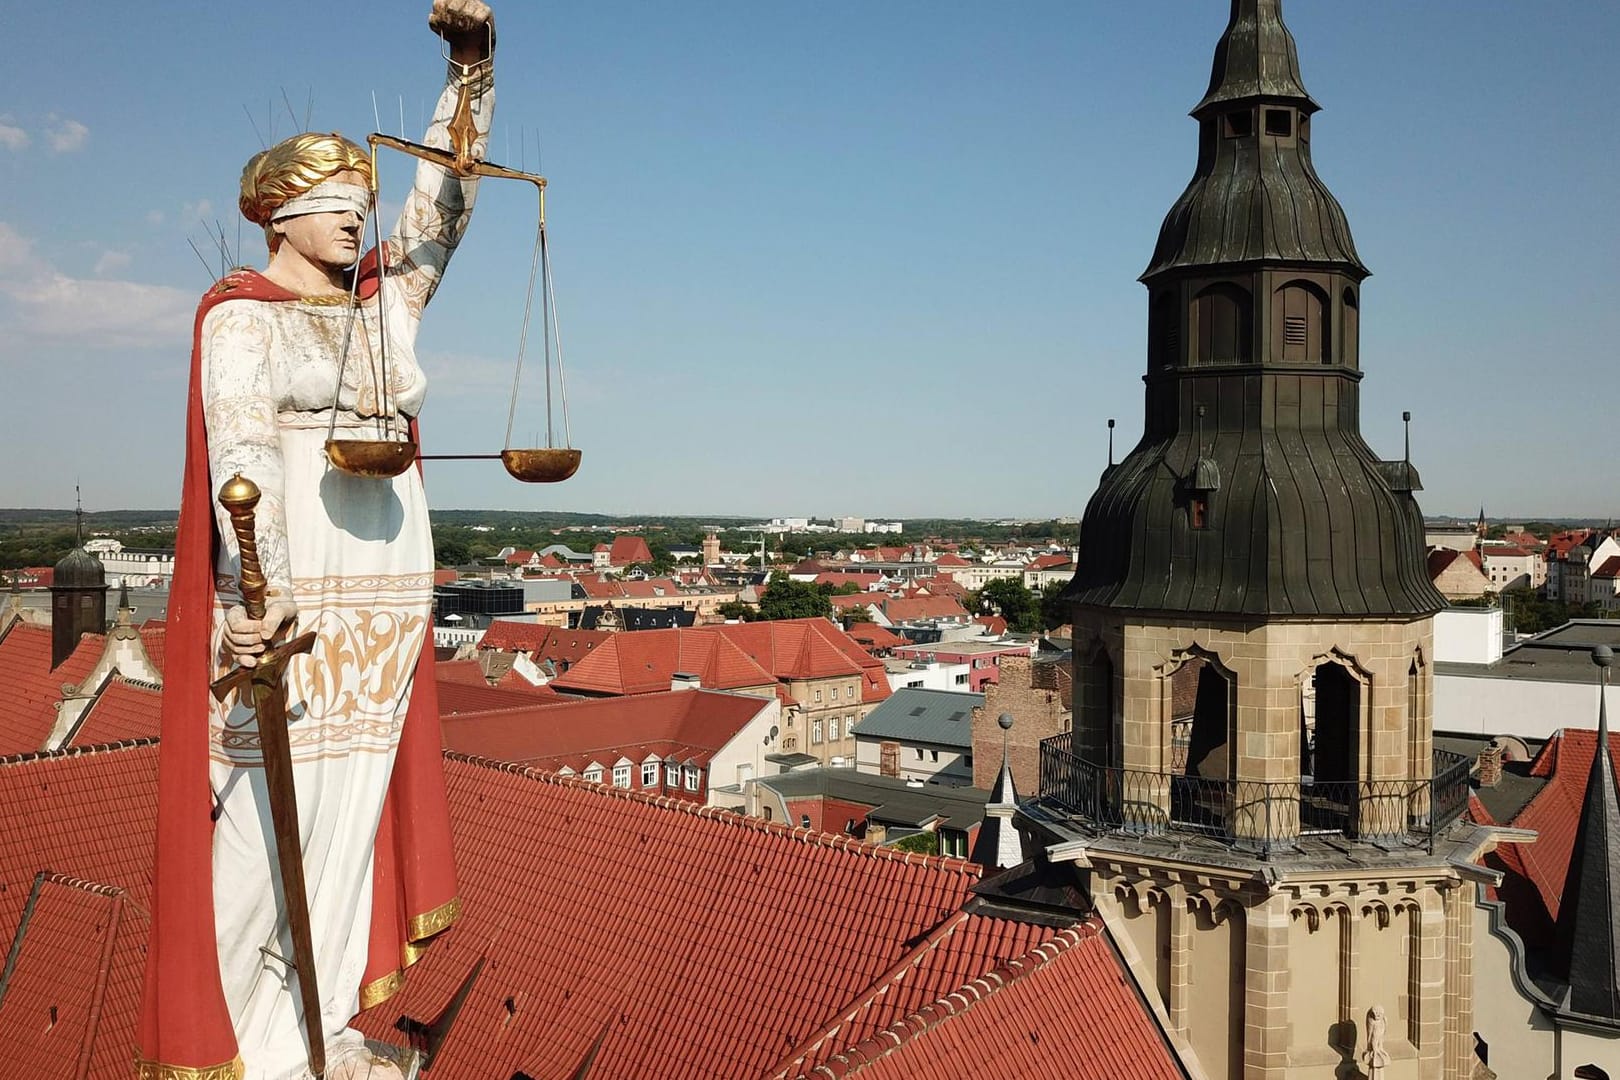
left=1038, top=732, right=1472, bottom=858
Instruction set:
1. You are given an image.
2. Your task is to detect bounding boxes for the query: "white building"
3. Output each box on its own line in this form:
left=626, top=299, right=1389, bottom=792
left=81, top=538, right=175, bottom=588
left=851, top=687, right=983, bottom=787
left=1433, top=612, right=1617, bottom=740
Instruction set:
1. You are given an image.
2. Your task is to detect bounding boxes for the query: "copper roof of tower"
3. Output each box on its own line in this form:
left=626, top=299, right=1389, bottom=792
left=1070, top=1, right=1443, bottom=619
left=1144, top=0, right=1365, bottom=281
left=52, top=546, right=105, bottom=590
left=1193, top=0, right=1319, bottom=117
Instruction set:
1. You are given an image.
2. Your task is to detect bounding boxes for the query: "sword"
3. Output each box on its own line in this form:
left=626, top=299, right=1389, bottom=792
left=210, top=475, right=326, bottom=1078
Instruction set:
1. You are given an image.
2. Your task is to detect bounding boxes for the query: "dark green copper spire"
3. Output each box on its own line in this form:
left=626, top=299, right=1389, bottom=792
left=1069, top=0, right=1444, bottom=619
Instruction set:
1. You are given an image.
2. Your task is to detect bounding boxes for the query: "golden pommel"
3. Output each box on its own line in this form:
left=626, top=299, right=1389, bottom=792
left=217, top=474, right=262, bottom=513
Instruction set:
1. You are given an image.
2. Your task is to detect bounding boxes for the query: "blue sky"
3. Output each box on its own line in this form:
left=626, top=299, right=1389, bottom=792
left=2, top=2, right=1616, bottom=520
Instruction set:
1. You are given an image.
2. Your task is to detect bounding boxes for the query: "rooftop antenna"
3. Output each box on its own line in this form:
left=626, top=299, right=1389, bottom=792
left=1402, top=410, right=1412, bottom=466
left=1106, top=418, right=1116, bottom=467
left=1195, top=404, right=1208, bottom=456
left=74, top=483, right=84, bottom=546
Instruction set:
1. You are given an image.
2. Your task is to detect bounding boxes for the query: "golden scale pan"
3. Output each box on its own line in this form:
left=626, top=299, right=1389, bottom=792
left=325, top=39, right=581, bottom=485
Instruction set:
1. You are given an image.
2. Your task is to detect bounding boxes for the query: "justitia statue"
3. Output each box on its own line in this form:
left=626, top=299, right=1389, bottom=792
left=137, top=2, right=495, bottom=1077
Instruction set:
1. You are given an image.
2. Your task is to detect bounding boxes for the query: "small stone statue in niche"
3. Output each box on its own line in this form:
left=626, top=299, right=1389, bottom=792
left=1363, top=1003, right=1390, bottom=1079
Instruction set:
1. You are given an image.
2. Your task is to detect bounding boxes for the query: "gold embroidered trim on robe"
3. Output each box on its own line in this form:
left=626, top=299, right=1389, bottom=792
left=408, top=895, right=462, bottom=941
left=134, top=1056, right=244, bottom=1080
left=359, top=968, right=407, bottom=1011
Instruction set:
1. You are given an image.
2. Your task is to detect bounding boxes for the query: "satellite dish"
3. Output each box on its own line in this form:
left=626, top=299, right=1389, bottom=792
left=769, top=725, right=779, bottom=739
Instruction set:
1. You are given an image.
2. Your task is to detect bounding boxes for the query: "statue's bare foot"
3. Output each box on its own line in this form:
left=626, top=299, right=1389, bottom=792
left=326, top=1052, right=406, bottom=1080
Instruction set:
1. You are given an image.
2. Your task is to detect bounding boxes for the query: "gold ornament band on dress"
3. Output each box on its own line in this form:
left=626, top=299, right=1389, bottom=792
left=409, top=895, right=462, bottom=941
left=134, top=1056, right=245, bottom=1080
left=359, top=968, right=407, bottom=1011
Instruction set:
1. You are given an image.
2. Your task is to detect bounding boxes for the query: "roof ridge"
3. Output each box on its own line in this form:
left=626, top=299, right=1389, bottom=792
left=798, top=919, right=1101, bottom=1079
left=763, top=910, right=975, bottom=1079
left=0, top=735, right=159, bottom=769
left=443, top=750, right=985, bottom=878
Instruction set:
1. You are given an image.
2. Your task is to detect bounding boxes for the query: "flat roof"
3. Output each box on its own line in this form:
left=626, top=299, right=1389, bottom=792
left=759, top=767, right=989, bottom=830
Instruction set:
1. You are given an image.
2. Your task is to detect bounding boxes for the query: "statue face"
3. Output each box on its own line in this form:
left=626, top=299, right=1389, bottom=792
left=271, top=169, right=369, bottom=269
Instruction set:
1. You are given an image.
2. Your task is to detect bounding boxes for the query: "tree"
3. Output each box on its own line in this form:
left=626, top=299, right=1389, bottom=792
left=1039, top=581, right=1072, bottom=632
left=717, top=600, right=757, bottom=622
left=757, top=571, right=834, bottom=621
left=841, top=607, right=875, bottom=625
left=978, top=577, right=1040, bottom=633
left=434, top=534, right=472, bottom=568
left=889, top=831, right=939, bottom=855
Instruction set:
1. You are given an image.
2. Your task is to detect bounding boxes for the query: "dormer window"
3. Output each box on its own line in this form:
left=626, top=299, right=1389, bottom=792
left=1222, top=110, right=1253, bottom=138
left=1264, top=109, right=1293, bottom=137
left=1191, top=497, right=1209, bottom=530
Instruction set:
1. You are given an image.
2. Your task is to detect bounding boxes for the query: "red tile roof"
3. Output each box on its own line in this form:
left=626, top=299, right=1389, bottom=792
left=478, top=623, right=610, bottom=670
left=782, top=919, right=1181, bottom=1080
left=1025, top=553, right=1073, bottom=571
left=0, top=624, right=104, bottom=756
left=436, top=659, right=489, bottom=686
left=0, top=740, right=1175, bottom=1080
left=506, top=550, right=537, bottom=565
left=438, top=678, right=559, bottom=716
left=440, top=689, right=769, bottom=779
left=973, top=616, right=1008, bottom=637
left=831, top=593, right=885, bottom=612
left=703, top=620, right=892, bottom=703
left=0, top=873, right=148, bottom=1078
left=70, top=677, right=162, bottom=747
left=550, top=628, right=777, bottom=696
left=494, top=668, right=559, bottom=695
left=845, top=624, right=907, bottom=653
left=933, top=554, right=971, bottom=568
left=1501, top=728, right=1620, bottom=927
left=609, top=536, right=653, bottom=566
left=0, top=741, right=160, bottom=1076
left=352, top=755, right=990, bottom=1078
left=881, top=596, right=970, bottom=624
left=1593, top=556, right=1620, bottom=580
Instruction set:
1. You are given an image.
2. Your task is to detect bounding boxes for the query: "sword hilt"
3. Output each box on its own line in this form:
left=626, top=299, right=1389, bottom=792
left=217, top=474, right=266, bottom=620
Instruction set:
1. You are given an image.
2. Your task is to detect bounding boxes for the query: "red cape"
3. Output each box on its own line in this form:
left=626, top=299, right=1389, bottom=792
left=136, top=264, right=459, bottom=1077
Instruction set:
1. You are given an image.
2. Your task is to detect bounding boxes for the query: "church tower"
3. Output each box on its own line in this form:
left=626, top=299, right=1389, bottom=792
left=50, top=497, right=108, bottom=669
left=1027, top=4, right=1491, bottom=1078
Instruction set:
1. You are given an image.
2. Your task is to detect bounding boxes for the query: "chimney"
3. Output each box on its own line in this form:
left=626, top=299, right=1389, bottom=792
left=671, top=672, right=701, bottom=692
left=1477, top=743, right=1504, bottom=788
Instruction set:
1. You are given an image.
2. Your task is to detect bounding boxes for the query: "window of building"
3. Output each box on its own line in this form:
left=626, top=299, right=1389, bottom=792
left=846, top=716, right=857, bottom=738
left=800, top=814, right=812, bottom=829
left=683, top=765, right=700, bottom=792
left=930, top=749, right=940, bottom=762
left=830, top=686, right=839, bottom=701
left=915, top=747, right=925, bottom=761
left=1264, top=108, right=1292, bottom=138
left=1191, top=496, right=1209, bottom=530
left=1222, top=110, right=1252, bottom=139
left=812, top=720, right=823, bottom=744
left=642, top=761, right=659, bottom=786
left=1192, top=283, right=1252, bottom=365
left=666, top=762, right=680, bottom=787
left=955, top=674, right=969, bottom=686
left=814, top=689, right=822, bottom=703
left=583, top=764, right=604, bottom=784
left=612, top=763, right=631, bottom=788
left=939, top=829, right=968, bottom=859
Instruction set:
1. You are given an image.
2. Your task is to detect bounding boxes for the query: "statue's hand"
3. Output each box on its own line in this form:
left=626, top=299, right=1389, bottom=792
left=430, top=0, right=495, bottom=64
left=223, top=598, right=299, bottom=668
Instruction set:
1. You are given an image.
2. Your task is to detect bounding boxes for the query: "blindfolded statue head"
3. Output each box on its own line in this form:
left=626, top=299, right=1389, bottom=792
left=239, top=133, right=376, bottom=273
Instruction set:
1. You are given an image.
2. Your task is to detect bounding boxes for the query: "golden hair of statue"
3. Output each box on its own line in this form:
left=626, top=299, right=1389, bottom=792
left=239, top=133, right=375, bottom=252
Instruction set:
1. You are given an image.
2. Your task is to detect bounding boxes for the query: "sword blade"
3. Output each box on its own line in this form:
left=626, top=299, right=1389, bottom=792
left=249, top=649, right=326, bottom=1078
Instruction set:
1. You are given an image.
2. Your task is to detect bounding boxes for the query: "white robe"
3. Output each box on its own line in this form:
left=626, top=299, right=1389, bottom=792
left=200, top=63, right=491, bottom=1080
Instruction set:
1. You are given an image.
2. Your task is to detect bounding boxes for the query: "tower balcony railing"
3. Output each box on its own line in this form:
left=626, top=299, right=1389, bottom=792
left=1038, top=732, right=1472, bottom=859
